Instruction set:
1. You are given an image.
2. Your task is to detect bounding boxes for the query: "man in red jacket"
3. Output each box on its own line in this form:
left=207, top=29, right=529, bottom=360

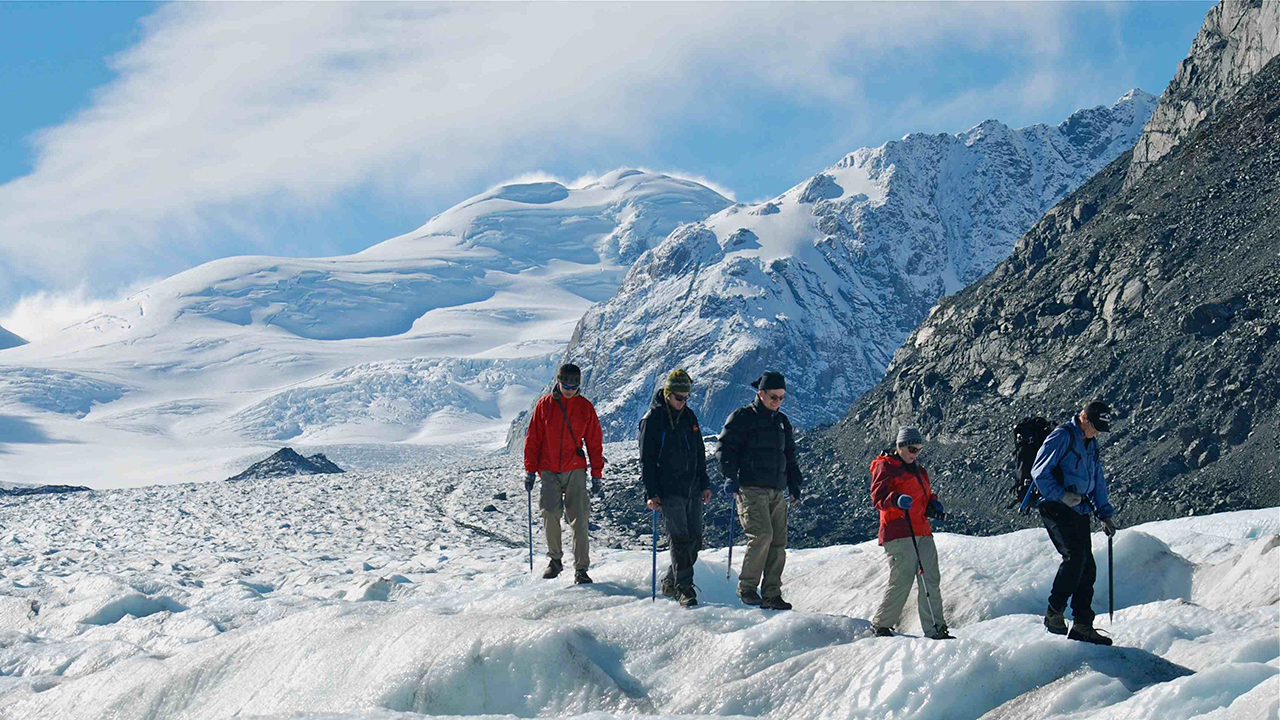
left=523, top=363, right=606, bottom=584
left=869, top=426, right=954, bottom=639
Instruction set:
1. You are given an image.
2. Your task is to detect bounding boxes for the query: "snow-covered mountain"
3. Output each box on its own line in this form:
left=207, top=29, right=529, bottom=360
left=0, top=171, right=730, bottom=487
left=0, top=446, right=1275, bottom=719
left=558, top=91, right=1158, bottom=441
left=0, top=324, right=26, bottom=350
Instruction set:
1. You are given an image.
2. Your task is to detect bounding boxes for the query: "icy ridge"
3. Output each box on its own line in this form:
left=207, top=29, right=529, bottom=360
left=559, top=91, right=1158, bottom=441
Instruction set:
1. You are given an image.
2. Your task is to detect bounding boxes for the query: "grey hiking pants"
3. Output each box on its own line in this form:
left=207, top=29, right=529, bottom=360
left=539, top=468, right=590, bottom=570
left=661, top=493, right=704, bottom=588
left=736, top=486, right=788, bottom=599
left=873, top=535, right=945, bottom=632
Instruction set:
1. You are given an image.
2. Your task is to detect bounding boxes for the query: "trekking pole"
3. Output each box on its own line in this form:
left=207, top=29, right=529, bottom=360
left=726, top=500, right=735, bottom=580
left=1108, top=533, right=1114, bottom=625
left=651, top=510, right=659, bottom=601
left=527, top=487, right=534, bottom=575
left=904, top=512, right=940, bottom=631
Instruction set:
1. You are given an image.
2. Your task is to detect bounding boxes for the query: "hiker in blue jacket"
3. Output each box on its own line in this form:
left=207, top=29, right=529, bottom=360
left=1031, top=399, right=1119, bottom=646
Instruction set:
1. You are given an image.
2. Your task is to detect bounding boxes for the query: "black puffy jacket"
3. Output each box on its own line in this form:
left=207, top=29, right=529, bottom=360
left=717, top=398, right=802, bottom=497
left=638, top=390, right=710, bottom=499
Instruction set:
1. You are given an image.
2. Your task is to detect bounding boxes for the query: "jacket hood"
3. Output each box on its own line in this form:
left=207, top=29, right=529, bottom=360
left=650, top=389, right=668, bottom=409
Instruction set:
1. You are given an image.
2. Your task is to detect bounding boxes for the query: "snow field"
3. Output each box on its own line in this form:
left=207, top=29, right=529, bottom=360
left=0, top=451, right=1276, bottom=719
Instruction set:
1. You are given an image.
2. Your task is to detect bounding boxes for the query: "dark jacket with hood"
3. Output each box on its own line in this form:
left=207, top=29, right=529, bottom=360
left=717, top=398, right=802, bottom=497
left=639, top=390, right=710, bottom=499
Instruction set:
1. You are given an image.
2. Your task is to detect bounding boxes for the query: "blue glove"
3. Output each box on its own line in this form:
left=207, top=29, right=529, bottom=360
left=590, top=477, right=602, bottom=496
left=926, top=499, right=946, bottom=520
left=896, top=494, right=913, bottom=510
left=524, top=472, right=536, bottom=492
left=725, top=479, right=740, bottom=496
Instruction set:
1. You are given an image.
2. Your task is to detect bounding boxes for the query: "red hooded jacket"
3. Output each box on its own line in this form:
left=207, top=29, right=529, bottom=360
left=523, top=390, right=605, bottom=477
left=870, top=451, right=937, bottom=545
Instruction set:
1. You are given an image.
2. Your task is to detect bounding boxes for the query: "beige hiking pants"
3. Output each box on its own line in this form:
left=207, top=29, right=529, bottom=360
left=539, top=468, right=590, bottom=570
left=873, top=535, right=945, bottom=632
left=736, top=486, right=788, bottom=598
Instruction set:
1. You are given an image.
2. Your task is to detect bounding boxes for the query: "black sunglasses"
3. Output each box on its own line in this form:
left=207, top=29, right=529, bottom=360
left=560, top=382, right=580, bottom=391
left=902, top=445, right=923, bottom=454
left=669, top=393, right=689, bottom=402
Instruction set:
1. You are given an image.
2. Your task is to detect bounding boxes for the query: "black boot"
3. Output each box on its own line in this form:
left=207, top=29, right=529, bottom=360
left=542, top=559, right=563, bottom=579
left=738, top=588, right=762, bottom=606
left=761, top=595, right=792, bottom=611
left=927, top=625, right=956, bottom=640
left=1068, top=622, right=1113, bottom=646
left=1044, top=605, right=1067, bottom=635
left=872, top=625, right=894, bottom=637
left=677, top=585, right=698, bottom=608
left=574, top=569, right=593, bottom=585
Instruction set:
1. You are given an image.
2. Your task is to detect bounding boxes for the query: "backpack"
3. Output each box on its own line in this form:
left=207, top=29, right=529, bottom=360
left=1011, top=416, right=1052, bottom=510
left=1012, top=416, right=1085, bottom=512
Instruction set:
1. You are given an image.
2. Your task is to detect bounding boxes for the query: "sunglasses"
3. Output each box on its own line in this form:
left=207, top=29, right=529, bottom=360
left=902, top=445, right=923, bottom=454
left=669, top=393, right=689, bottom=402
left=764, top=392, right=786, bottom=402
left=560, top=382, right=580, bottom=391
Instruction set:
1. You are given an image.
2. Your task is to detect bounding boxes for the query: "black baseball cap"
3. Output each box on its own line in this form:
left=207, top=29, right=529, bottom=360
left=1085, top=400, right=1113, bottom=432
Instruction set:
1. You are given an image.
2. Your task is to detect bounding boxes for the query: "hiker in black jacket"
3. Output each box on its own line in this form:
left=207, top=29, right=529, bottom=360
left=639, top=369, right=711, bottom=607
left=718, top=371, right=803, bottom=610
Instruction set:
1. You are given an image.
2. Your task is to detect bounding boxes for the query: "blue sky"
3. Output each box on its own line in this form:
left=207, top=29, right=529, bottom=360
left=0, top=1, right=1212, bottom=334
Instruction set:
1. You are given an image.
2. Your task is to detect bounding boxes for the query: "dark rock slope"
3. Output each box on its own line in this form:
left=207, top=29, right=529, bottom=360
left=226, top=448, right=345, bottom=482
left=798, top=55, right=1280, bottom=542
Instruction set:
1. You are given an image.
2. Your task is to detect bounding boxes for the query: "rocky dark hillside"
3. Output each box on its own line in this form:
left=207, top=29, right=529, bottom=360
left=794, top=54, right=1280, bottom=542
left=225, top=448, right=345, bottom=482
left=0, top=483, right=91, bottom=499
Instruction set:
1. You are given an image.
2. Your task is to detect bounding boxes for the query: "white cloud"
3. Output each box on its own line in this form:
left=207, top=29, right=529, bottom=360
left=0, top=283, right=151, bottom=343
left=0, top=1, right=1094, bottom=301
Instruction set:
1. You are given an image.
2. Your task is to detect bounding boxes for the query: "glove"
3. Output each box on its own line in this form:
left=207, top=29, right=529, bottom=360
left=895, top=494, right=913, bottom=510
left=925, top=499, right=946, bottom=520
left=725, top=479, right=740, bottom=496
left=1101, top=517, right=1118, bottom=537
left=1061, top=490, right=1083, bottom=507
left=590, top=477, right=602, bottom=496
left=524, top=472, right=536, bottom=492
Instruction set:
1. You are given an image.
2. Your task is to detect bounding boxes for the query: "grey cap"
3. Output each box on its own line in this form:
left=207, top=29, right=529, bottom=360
left=896, top=427, right=924, bottom=447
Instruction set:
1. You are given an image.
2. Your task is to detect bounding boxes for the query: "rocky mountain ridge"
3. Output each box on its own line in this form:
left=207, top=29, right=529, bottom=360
left=797, top=53, right=1280, bottom=543
left=534, top=91, right=1158, bottom=446
left=1127, top=0, right=1280, bottom=187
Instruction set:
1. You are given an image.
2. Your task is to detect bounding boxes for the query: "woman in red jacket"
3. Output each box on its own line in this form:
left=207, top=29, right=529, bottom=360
left=869, top=427, right=954, bottom=639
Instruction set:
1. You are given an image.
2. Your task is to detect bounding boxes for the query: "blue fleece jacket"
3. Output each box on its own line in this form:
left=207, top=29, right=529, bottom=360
left=1030, top=418, right=1114, bottom=519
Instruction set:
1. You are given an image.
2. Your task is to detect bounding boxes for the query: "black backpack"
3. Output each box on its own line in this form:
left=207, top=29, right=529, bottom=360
left=1011, top=416, right=1053, bottom=510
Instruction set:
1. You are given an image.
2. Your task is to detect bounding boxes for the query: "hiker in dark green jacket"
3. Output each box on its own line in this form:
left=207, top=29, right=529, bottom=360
left=639, top=369, right=711, bottom=607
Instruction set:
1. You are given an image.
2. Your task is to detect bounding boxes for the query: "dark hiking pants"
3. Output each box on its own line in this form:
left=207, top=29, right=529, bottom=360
left=661, top=493, right=704, bottom=588
left=1040, top=501, right=1096, bottom=624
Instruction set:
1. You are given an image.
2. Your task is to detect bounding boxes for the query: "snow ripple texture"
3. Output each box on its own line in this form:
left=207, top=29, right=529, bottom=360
left=0, top=452, right=1275, bottom=720
left=564, top=92, right=1161, bottom=441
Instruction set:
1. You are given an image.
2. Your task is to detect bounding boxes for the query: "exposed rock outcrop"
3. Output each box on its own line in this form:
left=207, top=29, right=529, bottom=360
left=1127, top=0, right=1280, bottom=187
left=226, top=448, right=345, bottom=482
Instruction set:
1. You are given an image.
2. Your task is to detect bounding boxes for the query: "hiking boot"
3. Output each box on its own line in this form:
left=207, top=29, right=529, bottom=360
left=872, top=625, right=895, bottom=637
left=761, top=596, right=792, bottom=611
left=1044, top=605, right=1068, bottom=635
left=677, top=585, right=698, bottom=608
left=1068, top=622, right=1113, bottom=646
left=927, top=625, right=956, bottom=640
left=542, top=559, right=563, bottom=579
left=573, top=569, right=593, bottom=585
left=738, top=588, right=762, bottom=606
left=661, top=577, right=677, bottom=599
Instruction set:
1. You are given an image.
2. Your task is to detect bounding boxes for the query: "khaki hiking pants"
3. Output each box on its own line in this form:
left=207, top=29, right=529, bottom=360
left=874, top=535, right=945, bottom=632
left=539, top=468, right=590, bottom=570
left=736, top=486, right=788, bottom=598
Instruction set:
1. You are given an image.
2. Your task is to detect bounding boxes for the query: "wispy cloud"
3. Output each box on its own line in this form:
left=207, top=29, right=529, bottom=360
left=1, top=1, right=1101, bottom=307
